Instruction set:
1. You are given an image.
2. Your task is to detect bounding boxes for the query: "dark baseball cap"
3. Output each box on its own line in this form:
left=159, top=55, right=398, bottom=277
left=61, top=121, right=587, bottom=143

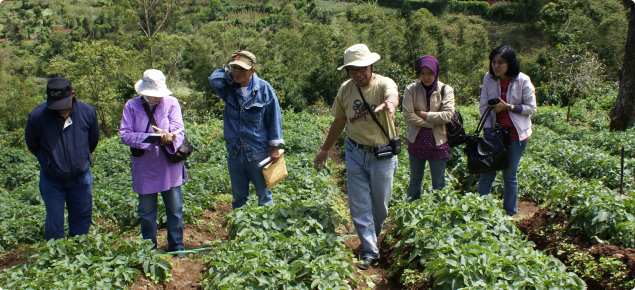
left=46, top=77, right=73, bottom=110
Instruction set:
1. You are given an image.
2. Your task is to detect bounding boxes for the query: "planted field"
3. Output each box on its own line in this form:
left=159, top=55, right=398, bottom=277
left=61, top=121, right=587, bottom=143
left=0, top=106, right=634, bottom=289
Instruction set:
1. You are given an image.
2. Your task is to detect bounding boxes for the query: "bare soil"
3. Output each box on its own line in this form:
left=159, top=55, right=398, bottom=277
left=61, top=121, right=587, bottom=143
left=514, top=196, right=542, bottom=221
left=0, top=248, right=30, bottom=271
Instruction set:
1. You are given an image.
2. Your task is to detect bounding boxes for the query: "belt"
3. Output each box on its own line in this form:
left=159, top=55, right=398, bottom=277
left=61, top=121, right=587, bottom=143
left=348, top=138, right=381, bottom=153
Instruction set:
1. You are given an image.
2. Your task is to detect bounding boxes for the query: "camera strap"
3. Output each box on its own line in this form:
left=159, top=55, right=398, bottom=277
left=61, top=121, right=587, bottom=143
left=356, top=84, right=392, bottom=141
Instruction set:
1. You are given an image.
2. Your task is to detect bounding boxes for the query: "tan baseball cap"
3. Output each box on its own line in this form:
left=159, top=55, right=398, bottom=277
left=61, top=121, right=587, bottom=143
left=228, top=50, right=256, bottom=70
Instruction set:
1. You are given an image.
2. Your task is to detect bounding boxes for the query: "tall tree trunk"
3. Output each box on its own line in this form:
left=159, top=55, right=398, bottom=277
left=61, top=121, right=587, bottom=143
left=611, top=2, right=635, bottom=131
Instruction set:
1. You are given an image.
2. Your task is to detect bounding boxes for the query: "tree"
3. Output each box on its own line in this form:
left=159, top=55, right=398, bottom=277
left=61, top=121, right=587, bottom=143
left=611, top=0, right=635, bottom=131
left=131, top=0, right=179, bottom=68
left=49, top=41, right=141, bottom=137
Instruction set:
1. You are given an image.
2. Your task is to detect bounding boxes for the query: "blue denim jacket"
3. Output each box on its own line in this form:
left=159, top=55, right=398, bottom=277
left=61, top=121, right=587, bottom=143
left=209, top=69, right=284, bottom=161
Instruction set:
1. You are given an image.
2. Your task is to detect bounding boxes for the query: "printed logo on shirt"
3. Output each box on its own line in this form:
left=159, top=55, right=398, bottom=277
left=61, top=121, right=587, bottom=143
left=349, top=99, right=376, bottom=124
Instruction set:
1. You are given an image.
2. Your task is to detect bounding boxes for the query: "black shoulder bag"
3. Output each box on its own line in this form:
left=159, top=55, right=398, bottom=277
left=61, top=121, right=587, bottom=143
left=463, top=107, right=510, bottom=174
left=130, top=98, right=158, bottom=158
left=440, top=85, right=467, bottom=148
left=141, top=99, right=194, bottom=163
left=356, top=85, right=401, bottom=160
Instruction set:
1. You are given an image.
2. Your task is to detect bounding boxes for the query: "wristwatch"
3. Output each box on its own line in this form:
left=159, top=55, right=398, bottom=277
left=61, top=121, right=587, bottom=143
left=509, top=105, right=515, bottom=112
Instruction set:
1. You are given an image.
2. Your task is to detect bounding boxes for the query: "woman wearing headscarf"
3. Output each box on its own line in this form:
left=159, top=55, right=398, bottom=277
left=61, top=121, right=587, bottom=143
left=477, top=45, right=536, bottom=220
left=119, top=69, right=188, bottom=255
left=402, top=56, right=455, bottom=202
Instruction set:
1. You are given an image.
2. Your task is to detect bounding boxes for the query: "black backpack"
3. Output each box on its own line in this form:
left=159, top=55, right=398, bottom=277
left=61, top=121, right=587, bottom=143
left=440, top=85, right=467, bottom=148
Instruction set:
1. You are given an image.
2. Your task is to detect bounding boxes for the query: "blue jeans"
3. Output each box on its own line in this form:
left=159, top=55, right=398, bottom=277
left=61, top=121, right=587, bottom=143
left=477, top=140, right=527, bottom=216
left=407, top=155, right=447, bottom=202
left=345, top=138, right=398, bottom=260
left=138, top=186, right=184, bottom=251
left=39, top=169, right=93, bottom=241
left=227, top=148, right=273, bottom=209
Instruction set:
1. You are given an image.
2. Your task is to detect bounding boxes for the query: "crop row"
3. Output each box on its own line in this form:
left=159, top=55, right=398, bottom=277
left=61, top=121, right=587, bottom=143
left=516, top=154, right=635, bottom=248
left=0, top=233, right=172, bottom=288
left=525, top=125, right=634, bottom=190
left=533, top=108, right=635, bottom=159
left=388, top=189, right=585, bottom=289
left=194, top=110, right=360, bottom=289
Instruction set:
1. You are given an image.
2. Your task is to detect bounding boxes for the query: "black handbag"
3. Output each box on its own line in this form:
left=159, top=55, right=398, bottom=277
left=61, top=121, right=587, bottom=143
left=130, top=101, right=158, bottom=158
left=463, top=107, right=510, bottom=174
left=440, top=85, right=467, bottom=148
left=356, top=85, right=401, bottom=159
left=141, top=99, right=194, bottom=163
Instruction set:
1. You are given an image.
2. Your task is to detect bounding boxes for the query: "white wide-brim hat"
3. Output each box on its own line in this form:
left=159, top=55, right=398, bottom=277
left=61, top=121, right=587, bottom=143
left=337, top=44, right=381, bottom=71
left=135, top=69, right=173, bottom=97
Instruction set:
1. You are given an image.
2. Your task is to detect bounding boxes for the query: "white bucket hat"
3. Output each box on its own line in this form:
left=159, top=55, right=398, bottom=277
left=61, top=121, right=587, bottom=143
left=135, top=69, right=173, bottom=97
left=337, top=44, right=381, bottom=71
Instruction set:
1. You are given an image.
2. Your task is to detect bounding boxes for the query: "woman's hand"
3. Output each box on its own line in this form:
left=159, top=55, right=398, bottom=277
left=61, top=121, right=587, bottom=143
left=415, top=110, right=428, bottom=119
left=157, top=129, right=174, bottom=145
left=489, top=98, right=512, bottom=113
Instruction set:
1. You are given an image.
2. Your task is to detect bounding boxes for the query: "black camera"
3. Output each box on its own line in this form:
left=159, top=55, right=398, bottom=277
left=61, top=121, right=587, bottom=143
left=488, top=98, right=501, bottom=105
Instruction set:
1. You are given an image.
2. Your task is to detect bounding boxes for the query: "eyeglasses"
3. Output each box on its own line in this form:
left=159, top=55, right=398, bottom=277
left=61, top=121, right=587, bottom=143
left=346, top=66, right=369, bottom=75
left=230, top=65, right=249, bottom=73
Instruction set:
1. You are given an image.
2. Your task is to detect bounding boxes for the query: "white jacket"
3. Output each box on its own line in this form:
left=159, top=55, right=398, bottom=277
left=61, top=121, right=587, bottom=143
left=479, top=72, right=537, bottom=141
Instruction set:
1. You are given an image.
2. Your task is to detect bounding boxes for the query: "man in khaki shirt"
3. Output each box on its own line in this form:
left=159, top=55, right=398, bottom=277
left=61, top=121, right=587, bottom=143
left=313, top=44, right=399, bottom=270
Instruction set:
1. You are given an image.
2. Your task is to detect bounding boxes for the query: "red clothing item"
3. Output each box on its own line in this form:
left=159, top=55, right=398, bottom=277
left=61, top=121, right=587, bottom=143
left=496, top=78, right=526, bottom=141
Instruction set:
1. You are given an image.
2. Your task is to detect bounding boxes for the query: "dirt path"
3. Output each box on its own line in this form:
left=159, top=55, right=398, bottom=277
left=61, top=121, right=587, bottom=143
left=514, top=196, right=542, bottom=221
left=130, top=201, right=232, bottom=290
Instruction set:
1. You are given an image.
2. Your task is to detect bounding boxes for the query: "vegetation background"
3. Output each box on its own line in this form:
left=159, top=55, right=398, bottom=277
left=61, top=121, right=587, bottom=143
left=0, top=0, right=627, bottom=143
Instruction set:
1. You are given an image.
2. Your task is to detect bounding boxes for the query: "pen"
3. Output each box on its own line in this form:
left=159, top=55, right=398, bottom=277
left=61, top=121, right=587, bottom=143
left=152, top=126, right=184, bottom=135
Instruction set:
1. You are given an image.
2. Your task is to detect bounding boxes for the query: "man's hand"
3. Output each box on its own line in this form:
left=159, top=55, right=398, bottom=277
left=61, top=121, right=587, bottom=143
left=226, top=69, right=234, bottom=80
left=313, top=149, right=329, bottom=171
left=489, top=98, right=512, bottom=113
left=268, top=146, right=280, bottom=164
left=374, top=101, right=396, bottom=118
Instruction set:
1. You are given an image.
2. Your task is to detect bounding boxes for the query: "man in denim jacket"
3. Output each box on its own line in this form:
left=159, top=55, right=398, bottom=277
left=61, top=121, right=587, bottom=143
left=209, top=50, right=284, bottom=209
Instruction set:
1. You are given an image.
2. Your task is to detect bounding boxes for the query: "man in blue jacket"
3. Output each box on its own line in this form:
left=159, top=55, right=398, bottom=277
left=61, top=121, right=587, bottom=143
left=208, top=50, right=284, bottom=209
left=25, top=77, right=100, bottom=240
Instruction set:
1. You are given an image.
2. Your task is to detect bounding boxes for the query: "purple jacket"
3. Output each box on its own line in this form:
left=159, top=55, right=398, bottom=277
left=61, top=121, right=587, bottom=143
left=119, top=96, right=188, bottom=194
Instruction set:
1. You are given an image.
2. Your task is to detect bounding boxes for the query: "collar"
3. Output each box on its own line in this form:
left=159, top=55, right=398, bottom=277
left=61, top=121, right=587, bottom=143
left=247, top=76, right=253, bottom=90
left=489, top=73, right=517, bottom=85
left=235, top=73, right=260, bottom=91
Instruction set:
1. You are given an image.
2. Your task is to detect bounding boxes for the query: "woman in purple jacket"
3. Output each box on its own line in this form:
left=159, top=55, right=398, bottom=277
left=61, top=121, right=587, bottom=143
left=120, top=69, right=188, bottom=255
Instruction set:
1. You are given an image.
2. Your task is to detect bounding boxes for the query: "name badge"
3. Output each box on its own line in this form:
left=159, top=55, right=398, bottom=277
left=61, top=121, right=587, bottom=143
left=63, top=116, right=73, bottom=130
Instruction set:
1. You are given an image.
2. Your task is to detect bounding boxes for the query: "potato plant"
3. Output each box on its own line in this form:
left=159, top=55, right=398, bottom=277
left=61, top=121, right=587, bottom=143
left=0, top=233, right=172, bottom=288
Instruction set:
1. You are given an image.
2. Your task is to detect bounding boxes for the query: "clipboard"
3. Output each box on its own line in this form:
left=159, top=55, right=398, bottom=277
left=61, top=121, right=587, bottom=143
left=142, top=134, right=163, bottom=143
left=261, top=149, right=288, bottom=190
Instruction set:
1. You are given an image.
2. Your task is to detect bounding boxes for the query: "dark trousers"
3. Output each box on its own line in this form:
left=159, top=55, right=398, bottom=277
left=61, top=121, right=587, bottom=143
left=39, top=170, right=93, bottom=240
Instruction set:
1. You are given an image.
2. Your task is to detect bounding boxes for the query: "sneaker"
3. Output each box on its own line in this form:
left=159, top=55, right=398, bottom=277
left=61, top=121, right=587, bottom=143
left=506, top=215, right=516, bottom=221
left=175, top=253, right=186, bottom=258
left=357, top=257, right=376, bottom=270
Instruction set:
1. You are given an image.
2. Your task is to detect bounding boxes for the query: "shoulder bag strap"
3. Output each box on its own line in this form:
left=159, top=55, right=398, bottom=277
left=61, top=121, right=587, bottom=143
left=474, top=107, right=493, bottom=136
left=440, top=84, right=446, bottom=100
left=141, top=98, right=160, bottom=130
left=356, top=85, right=391, bottom=140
